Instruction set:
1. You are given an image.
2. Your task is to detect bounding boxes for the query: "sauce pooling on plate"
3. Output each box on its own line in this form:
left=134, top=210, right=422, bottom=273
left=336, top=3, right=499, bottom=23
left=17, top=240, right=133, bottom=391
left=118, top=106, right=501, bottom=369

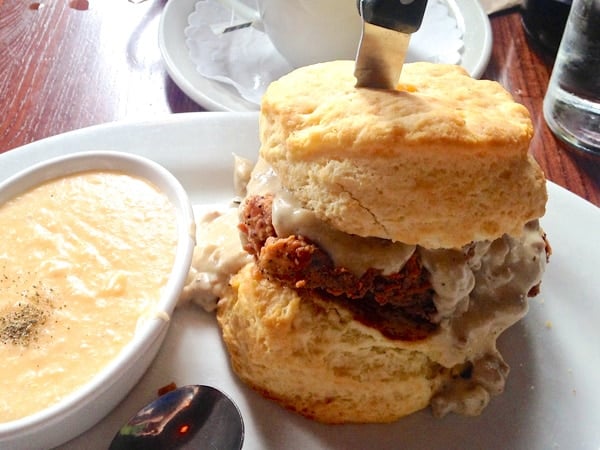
left=0, top=171, right=178, bottom=422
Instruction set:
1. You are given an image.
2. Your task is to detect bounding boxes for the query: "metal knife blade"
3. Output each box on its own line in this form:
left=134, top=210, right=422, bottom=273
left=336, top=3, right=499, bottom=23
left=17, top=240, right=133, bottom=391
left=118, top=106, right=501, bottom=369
left=354, top=0, right=428, bottom=89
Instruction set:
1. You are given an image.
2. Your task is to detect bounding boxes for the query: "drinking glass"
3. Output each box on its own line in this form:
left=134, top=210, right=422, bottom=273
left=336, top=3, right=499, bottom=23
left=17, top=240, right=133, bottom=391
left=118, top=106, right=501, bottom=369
left=543, top=0, right=600, bottom=155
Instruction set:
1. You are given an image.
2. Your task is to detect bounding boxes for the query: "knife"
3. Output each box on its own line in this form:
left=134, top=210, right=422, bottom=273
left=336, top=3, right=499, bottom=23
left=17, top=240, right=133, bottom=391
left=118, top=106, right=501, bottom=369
left=354, top=0, right=429, bottom=89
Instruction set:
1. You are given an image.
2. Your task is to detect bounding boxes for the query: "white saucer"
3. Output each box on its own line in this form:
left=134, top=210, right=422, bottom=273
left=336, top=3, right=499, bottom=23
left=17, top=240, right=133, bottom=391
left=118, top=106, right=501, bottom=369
left=159, top=0, right=492, bottom=112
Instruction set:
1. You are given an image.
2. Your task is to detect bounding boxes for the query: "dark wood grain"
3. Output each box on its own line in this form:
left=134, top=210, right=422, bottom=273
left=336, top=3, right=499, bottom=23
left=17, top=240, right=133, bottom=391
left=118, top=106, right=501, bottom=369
left=0, top=0, right=203, bottom=151
left=0, top=1, right=598, bottom=206
left=483, top=9, right=600, bottom=207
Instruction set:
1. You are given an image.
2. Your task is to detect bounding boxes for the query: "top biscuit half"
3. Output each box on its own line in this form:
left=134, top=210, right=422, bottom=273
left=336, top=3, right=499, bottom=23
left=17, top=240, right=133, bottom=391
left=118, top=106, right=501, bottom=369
left=259, top=61, right=547, bottom=249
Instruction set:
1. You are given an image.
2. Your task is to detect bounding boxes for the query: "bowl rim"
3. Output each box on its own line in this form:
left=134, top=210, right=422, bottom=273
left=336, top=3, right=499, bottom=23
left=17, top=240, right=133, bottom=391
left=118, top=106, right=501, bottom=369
left=0, top=150, right=195, bottom=442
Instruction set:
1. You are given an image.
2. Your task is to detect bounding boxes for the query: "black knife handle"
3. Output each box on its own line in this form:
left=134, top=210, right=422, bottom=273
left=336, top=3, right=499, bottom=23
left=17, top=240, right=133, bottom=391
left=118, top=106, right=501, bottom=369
left=357, top=0, right=428, bottom=34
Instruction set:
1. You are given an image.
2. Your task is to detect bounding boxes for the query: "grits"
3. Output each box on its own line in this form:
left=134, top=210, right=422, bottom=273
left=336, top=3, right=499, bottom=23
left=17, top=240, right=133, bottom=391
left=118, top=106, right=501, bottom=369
left=0, top=171, right=177, bottom=422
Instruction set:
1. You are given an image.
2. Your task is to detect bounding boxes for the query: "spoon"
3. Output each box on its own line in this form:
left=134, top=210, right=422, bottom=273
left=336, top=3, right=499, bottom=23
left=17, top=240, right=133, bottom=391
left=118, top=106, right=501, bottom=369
left=109, top=385, right=244, bottom=450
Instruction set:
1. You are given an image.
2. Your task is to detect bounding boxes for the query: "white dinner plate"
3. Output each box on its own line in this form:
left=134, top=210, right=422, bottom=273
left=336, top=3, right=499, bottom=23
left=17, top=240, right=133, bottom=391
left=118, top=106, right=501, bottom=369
left=158, top=0, right=493, bottom=112
left=1, top=113, right=599, bottom=450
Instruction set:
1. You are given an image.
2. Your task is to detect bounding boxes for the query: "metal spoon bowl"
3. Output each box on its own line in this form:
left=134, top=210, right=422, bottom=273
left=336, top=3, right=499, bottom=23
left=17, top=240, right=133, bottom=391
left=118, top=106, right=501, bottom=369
left=109, top=385, right=244, bottom=450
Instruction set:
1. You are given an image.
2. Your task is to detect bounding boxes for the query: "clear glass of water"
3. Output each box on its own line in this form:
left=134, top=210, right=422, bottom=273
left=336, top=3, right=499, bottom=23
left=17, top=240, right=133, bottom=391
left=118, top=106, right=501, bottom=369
left=543, top=0, right=600, bottom=155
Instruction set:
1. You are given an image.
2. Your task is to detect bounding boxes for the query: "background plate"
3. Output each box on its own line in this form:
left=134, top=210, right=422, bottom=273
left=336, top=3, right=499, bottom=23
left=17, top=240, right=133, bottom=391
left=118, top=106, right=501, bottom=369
left=158, top=0, right=492, bottom=112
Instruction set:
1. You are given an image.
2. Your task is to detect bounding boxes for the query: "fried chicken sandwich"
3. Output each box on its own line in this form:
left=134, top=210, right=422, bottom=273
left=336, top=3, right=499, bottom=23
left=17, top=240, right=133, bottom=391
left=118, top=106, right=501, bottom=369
left=216, top=61, right=550, bottom=423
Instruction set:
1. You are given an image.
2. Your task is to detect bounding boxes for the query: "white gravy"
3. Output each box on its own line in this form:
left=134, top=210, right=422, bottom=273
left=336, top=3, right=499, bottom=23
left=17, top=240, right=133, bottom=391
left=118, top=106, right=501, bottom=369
left=184, top=157, right=548, bottom=417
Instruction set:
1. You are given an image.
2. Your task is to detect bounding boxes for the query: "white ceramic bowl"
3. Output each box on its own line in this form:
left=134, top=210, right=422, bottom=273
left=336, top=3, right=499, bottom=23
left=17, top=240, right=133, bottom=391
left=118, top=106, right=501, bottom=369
left=0, top=151, right=195, bottom=450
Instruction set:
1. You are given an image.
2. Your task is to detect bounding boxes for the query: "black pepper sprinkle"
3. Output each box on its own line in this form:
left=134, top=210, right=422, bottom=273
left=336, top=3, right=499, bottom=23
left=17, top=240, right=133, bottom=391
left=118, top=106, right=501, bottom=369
left=1, top=268, right=55, bottom=347
left=0, top=303, right=48, bottom=346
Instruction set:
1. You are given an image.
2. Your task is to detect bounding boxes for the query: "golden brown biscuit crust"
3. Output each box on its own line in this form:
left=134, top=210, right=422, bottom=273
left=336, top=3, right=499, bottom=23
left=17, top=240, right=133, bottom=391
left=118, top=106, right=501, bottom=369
left=217, top=264, right=451, bottom=423
left=259, top=61, right=547, bottom=248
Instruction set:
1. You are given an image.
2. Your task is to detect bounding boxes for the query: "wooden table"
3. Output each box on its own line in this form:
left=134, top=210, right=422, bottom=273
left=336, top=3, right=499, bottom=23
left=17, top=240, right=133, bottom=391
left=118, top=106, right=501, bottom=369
left=1, top=0, right=599, bottom=206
